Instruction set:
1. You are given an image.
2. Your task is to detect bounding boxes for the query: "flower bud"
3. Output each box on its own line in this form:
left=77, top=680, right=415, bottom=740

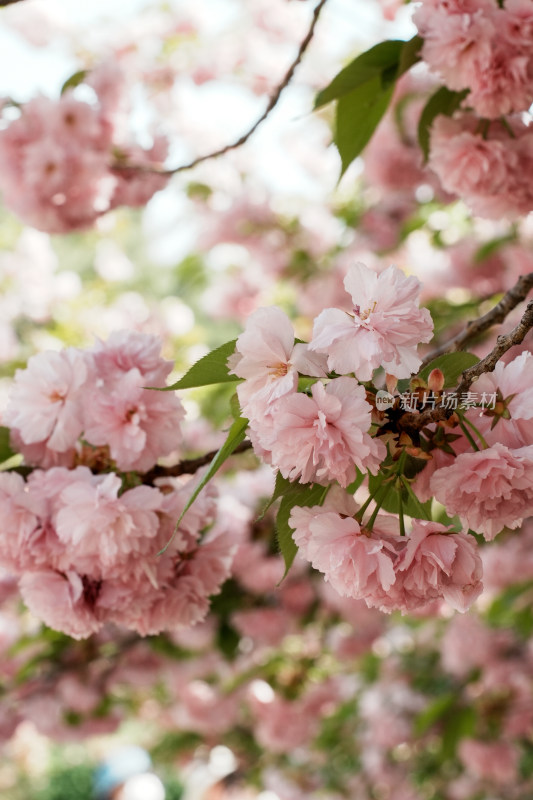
left=428, top=368, right=445, bottom=392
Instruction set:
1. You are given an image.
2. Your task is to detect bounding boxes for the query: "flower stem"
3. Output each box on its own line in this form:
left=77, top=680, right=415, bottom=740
left=398, top=478, right=406, bottom=537
left=457, top=417, right=480, bottom=452
left=365, top=483, right=391, bottom=532
left=461, top=412, right=489, bottom=450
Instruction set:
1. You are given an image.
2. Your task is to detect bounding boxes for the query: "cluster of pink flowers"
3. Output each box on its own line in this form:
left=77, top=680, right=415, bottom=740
left=3, top=330, right=185, bottom=471
left=0, top=65, right=168, bottom=233
left=429, top=114, right=533, bottom=219
left=0, top=467, right=235, bottom=639
left=0, top=330, right=239, bottom=638
left=290, top=500, right=483, bottom=614
left=229, top=262, right=432, bottom=488
left=426, top=352, right=533, bottom=540
left=414, top=0, right=533, bottom=119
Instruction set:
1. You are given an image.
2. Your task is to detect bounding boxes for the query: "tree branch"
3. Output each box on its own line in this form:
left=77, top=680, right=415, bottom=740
left=0, top=0, right=27, bottom=6
left=141, top=440, right=254, bottom=484
left=12, top=440, right=254, bottom=484
left=401, top=299, right=533, bottom=432
left=113, top=0, right=329, bottom=177
left=421, top=271, right=533, bottom=367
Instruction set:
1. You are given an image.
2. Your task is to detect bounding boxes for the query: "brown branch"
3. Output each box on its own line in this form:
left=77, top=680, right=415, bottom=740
left=401, top=299, right=533, bottom=432
left=421, top=271, right=533, bottom=368
left=0, top=0, right=27, bottom=6
left=140, top=440, right=253, bottom=484
left=12, top=440, right=254, bottom=484
left=113, top=0, right=329, bottom=178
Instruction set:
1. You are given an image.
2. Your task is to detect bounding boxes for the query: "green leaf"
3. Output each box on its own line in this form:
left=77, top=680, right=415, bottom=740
left=486, top=579, right=533, bottom=638
left=335, top=77, right=395, bottom=176
left=60, top=69, right=88, bottom=95
left=397, top=35, right=423, bottom=76
left=157, top=416, right=248, bottom=554
left=162, top=339, right=239, bottom=391
left=418, top=86, right=469, bottom=162
left=414, top=693, right=455, bottom=735
left=418, top=351, right=480, bottom=388
left=314, top=40, right=404, bottom=109
left=257, top=471, right=293, bottom=521
left=474, top=231, right=517, bottom=263
left=276, top=482, right=329, bottom=578
left=367, top=473, right=432, bottom=519
left=0, top=426, right=15, bottom=464
left=346, top=469, right=365, bottom=494
left=441, top=705, right=476, bottom=758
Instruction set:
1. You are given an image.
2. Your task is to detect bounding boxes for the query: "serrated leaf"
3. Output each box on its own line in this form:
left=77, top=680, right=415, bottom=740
left=336, top=77, right=395, bottom=176
left=162, top=339, right=239, bottom=391
left=60, top=69, right=88, bottom=95
left=158, top=415, right=248, bottom=554
left=418, top=352, right=480, bottom=388
left=257, top=471, right=292, bottom=521
left=276, top=482, right=329, bottom=578
left=418, top=86, right=469, bottom=162
left=314, top=40, right=404, bottom=109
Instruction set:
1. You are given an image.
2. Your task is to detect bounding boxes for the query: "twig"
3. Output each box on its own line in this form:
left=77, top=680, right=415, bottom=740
left=140, top=440, right=253, bottom=484
left=112, top=0, right=329, bottom=177
left=0, top=0, right=26, bottom=6
left=421, top=271, right=533, bottom=367
left=401, top=299, right=533, bottom=432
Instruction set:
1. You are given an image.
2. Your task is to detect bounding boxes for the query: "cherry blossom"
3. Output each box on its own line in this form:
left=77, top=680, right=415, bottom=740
left=310, top=262, right=433, bottom=381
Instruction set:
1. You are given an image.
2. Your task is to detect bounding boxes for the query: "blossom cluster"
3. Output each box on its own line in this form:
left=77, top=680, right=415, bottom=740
left=429, top=113, right=533, bottom=219
left=411, top=0, right=533, bottom=219
left=0, top=330, right=239, bottom=638
left=3, top=330, right=185, bottom=471
left=290, top=498, right=483, bottom=614
left=414, top=0, right=533, bottom=119
left=0, top=64, right=168, bottom=233
left=229, top=260, right=533, bottom=615
left=0, top=467, right=235, bottom=639
left=229, top=261, right=433, bottom=488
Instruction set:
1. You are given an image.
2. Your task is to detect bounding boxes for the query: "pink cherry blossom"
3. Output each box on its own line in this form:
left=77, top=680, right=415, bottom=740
left=0, top=472, right=42, bottom=572
left=54, top=473, right=162, bottom=577
left=310, top=263, right=433, bottom=381
left=394, top=520, right=483, bottom=613
left=430, top=443, right=533, bottom=540
left=459, top=739, right=520, bottom=785
left=83, top=367, right=185, bottom=472
left=90, top=329, right=174, bottom=385
left=3, top=348, right=91, bottom=454
left=466, top=351, right=533, bottom=449
left=19, top=570, right=102, bottom=640
left=429, top=113, right=533, bottom=218
left=0, top=75, right=169, bottom=233
left=415, top=5, right=496, bottom=93
left=258, top=378, right=386, bottom=486
left=228, top=305, right=327, bottom=415
left=289, top=506, right=399, bottom=605
left=414, top=0, right=533, bottom=118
